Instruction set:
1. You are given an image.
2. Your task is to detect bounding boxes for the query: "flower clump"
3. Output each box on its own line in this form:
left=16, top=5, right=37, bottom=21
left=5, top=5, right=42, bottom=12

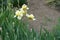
left=14, top=4, right=36, bottom=20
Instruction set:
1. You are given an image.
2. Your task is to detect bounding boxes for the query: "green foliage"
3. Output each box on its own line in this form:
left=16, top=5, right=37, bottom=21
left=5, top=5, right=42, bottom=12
left=46, top=0, right=60, bottom=8
left=12, top=0, right=27, bottom=7
left=0, top=0, right=27, bottom=8
left=53, top=18, right=60, bottom=40
left=0, top=6, right=54, bottom=40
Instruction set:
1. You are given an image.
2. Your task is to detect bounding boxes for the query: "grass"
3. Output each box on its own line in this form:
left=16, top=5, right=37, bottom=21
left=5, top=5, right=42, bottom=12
left=52, top=18, right=60, bottom=40
left=46, top=0, right=60, bottom=9
left=0, top=0, right=27, bottom=8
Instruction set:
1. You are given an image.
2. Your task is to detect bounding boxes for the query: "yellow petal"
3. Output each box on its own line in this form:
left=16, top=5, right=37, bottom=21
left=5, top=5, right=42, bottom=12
left=22, top=4, right=29, bottom=10
left=15, top=10, right=21, bottom=16
left=26, top=14, right=36, bottom=20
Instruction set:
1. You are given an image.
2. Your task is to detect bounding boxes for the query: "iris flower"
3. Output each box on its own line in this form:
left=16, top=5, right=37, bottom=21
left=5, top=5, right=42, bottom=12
left=26, top=14, right=36, bottom=20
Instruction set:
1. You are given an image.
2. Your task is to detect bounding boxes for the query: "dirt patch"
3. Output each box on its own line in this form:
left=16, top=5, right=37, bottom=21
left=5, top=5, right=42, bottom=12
left=27, top=0, right=60, bottom=32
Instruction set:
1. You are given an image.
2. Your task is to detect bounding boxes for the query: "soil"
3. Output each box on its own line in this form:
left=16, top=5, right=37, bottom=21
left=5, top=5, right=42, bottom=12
left=27, top=0, right=60, bottom=32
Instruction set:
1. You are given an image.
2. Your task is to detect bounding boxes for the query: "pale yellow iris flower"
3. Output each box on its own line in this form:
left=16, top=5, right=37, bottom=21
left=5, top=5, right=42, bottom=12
left=26, top=14, right=36, bottom=20
left=20, top=9, right=27, bottom=15
left=14, top=4, right=36, bottom=21
left=14, top=10, right=23, bottom=20
left=22, top=4, right=29, bottom=11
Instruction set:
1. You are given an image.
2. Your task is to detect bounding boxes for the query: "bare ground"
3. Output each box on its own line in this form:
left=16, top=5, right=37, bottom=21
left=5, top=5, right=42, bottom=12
left=27, top=0, right=60, bottom=32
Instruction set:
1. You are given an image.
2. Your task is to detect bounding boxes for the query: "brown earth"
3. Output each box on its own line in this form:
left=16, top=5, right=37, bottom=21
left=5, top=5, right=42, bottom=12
left=27, top=0, right=60, bottom=32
